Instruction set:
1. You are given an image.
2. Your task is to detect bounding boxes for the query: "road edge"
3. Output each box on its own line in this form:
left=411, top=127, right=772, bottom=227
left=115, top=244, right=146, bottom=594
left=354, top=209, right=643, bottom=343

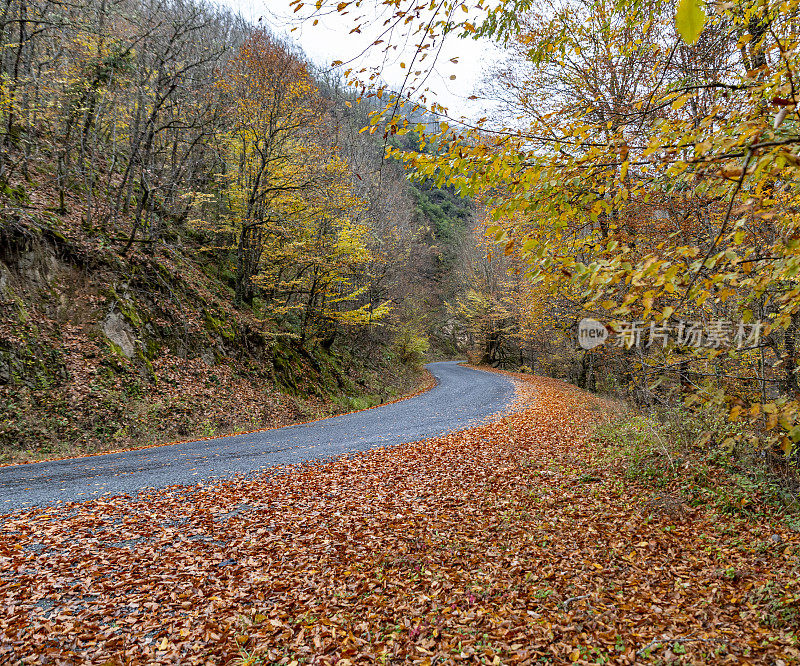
left=0, top=367, right=439, bottom=469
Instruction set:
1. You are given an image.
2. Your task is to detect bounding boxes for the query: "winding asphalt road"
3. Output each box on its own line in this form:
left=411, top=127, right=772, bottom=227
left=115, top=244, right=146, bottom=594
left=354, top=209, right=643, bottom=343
left=0, top=361, right=515, bottom=511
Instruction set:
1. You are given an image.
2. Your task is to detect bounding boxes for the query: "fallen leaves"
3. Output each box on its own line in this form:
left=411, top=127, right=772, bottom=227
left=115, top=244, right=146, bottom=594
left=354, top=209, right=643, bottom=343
left=0, top=372, right=798, bottom=664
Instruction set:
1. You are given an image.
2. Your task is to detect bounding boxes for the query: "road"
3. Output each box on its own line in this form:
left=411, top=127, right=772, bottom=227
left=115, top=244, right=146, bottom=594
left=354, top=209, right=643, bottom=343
left=0, top=362, right=515, bottom=511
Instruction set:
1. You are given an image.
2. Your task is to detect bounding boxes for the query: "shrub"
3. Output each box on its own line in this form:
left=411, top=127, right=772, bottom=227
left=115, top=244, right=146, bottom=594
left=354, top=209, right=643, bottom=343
left=393, top=326, right=430, bottom=367
left=593, top=405, right=800, bottom=520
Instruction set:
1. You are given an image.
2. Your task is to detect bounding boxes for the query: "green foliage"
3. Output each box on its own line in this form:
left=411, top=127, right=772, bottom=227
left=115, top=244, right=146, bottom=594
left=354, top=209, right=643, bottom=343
left=0, top=180, right=28, bottom=203
left=747, top=580, right=800, bottom=631
left=204, top=308, right=235, bottom=341
left=409, top=180, right=471, bottom=246
left=393, top=326, right=430, bottom=367
left=595, top=414, right=679, bottom=486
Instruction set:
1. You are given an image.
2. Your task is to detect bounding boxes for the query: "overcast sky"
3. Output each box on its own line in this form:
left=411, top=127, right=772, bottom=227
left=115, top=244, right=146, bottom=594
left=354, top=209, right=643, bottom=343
left=218, top=0, right=503, bottom=121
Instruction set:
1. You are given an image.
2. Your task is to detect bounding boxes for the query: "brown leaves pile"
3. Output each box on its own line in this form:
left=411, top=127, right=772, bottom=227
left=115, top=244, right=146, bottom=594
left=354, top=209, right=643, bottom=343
left=1, top=373, right=798, bottom=664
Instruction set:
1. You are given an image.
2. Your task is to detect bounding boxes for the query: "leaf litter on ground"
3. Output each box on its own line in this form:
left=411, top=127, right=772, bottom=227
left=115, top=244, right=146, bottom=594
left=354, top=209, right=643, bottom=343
left=1, top=371, right=798, bottom=664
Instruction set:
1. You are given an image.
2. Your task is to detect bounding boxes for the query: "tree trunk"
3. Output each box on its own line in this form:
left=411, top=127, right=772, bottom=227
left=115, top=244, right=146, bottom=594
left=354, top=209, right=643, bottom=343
left=784, top=312, right=800, bottom=395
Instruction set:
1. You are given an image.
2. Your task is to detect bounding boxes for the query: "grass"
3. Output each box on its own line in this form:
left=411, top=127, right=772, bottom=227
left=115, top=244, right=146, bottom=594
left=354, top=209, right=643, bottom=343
left=593, top=404, right=800, bottom=524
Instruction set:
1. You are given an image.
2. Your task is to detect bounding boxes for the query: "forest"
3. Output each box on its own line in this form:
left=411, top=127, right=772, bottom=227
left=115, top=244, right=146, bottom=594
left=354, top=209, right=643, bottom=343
left=1, top=0, right=800, bottom=487
left=0, top=0, right=799, bottom=481
left=0, top=0, right=478, bottom=460
left=350, top=0, right=800, bottom=463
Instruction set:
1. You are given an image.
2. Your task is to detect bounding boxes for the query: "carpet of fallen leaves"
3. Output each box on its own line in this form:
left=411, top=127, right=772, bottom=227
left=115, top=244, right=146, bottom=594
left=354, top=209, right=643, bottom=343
left=1, top=372, right=799, bottom=665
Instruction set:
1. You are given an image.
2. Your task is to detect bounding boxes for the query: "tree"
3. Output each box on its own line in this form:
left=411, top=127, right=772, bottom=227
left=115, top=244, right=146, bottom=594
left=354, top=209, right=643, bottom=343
left=319, top=0, right=800, bottom=450
left=191, top=31, right=391, bottom=339
left=212, top=31, right=325, bottom=306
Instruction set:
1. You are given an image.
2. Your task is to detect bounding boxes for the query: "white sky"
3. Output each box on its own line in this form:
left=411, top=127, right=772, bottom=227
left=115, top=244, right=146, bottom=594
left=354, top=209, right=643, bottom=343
left=219, top=0, right=504, bottom=121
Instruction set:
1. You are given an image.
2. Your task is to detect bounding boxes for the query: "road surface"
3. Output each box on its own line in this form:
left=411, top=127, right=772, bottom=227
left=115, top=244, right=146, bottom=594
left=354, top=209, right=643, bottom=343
left=0, top=361, right=516, bottom=510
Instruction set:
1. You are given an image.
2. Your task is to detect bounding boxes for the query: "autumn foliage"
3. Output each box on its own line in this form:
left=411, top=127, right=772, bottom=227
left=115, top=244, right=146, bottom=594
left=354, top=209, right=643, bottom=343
left=326, top=0, right=800, bottom=458
left=0, top=1, right=458, bottom=460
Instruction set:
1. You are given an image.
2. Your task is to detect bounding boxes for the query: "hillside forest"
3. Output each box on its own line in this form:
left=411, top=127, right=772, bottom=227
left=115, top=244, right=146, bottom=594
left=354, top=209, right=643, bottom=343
left=0, top=0, right=477, bottom=461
